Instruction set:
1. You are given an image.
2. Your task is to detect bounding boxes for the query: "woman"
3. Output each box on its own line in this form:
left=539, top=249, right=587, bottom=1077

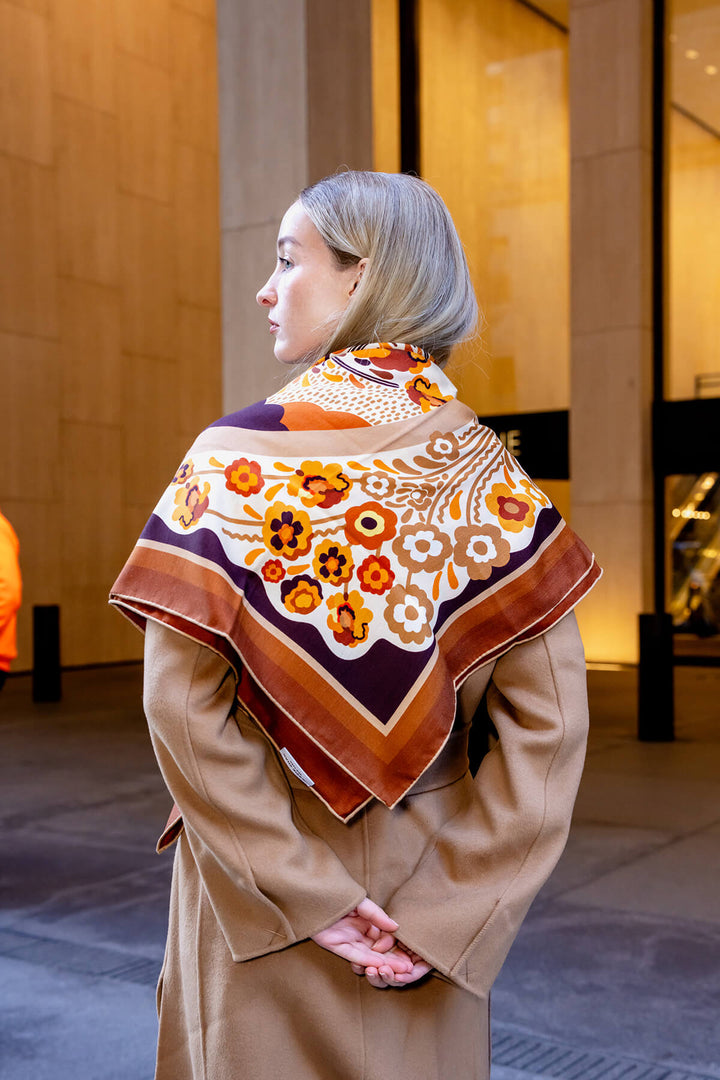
left=111, top=170, right=600, bottom=1080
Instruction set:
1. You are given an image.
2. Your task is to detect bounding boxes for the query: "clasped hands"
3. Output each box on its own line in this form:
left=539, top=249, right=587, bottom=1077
left=311, top=897, right=432, bottom=989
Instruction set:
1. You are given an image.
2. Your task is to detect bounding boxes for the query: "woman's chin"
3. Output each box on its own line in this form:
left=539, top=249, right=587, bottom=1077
left=274, top=343, right=308, bottom=366
left=273, top=340, right=295, bottom=364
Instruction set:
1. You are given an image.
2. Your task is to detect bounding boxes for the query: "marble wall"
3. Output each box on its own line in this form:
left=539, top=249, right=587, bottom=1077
left=0, top=0, right=223, bottom=669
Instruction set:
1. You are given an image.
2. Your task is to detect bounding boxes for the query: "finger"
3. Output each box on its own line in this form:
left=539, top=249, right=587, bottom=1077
left=370, top=932, right=396, bottom=954
left=350, top=963, right=365, bottom=976
left=364, top=970, right=389, bottom=990
left=336, top=942, right=412, bottom=972
left=392, top=960, right=433, bottom=985
left=371, top=950, right=412, bottom=973
left=396, top=941, right=422, bottom=964
left=355, top=898, right=398, bottom=933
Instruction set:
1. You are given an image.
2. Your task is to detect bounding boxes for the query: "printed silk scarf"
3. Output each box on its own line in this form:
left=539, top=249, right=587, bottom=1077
left=110, top=343, right=601, bottom=824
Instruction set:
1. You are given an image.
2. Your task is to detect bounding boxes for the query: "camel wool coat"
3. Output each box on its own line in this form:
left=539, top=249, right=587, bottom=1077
left=143, top=609, right=590, bottom=1080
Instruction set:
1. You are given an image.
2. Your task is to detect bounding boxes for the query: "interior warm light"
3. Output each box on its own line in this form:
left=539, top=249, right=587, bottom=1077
left=671, top=507, right=711, bottom=520
left=586, top=662, right=634, bottom=672
left=685, top=48, right=700, bottom=59
left=705, top=65, right=718, bottom=75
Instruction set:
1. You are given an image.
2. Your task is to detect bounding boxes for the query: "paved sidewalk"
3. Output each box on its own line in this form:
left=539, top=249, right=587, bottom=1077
left=493, top=665, right=720, bottom=1080
left=1, top=667, right=168, bottom=1080
left=1, top=663, right=719, bottom=1079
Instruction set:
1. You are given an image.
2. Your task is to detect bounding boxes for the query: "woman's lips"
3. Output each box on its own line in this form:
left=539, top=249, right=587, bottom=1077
left=269, top=321, right=279, bottom=334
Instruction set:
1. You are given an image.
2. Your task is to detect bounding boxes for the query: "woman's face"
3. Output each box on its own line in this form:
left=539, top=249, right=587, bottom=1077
left=256, top=202, right=365, bottom=364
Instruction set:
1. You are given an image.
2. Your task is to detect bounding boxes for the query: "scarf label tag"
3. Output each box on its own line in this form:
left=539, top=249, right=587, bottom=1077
left=280, top=747, right=315, bottom=787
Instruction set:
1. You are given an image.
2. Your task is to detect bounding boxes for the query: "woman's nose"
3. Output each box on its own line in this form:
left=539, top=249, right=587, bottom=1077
left=256, top=278, right=275, bottom=307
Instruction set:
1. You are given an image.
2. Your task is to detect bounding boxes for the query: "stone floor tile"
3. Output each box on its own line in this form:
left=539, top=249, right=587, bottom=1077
left=582, top=738, right=720, bottom=783
left=534, top=822, right=672, bottom=902
left=492, top=903, right=720, bottom=1069
left=0, top=957, right=157, bottom=1080
left=572, top=770, right=720, bottom=834
left=556, top=822, right=720, bottom=923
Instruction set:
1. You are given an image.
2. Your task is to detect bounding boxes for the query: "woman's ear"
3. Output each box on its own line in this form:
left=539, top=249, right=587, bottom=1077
left=350, top=258, right=369, bottom=296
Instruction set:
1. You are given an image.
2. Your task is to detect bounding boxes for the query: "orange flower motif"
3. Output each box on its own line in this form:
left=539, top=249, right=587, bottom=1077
left=407, top=344, right=429, bottom=365
left=286, top=461, right=351, bottom=509
left=405, top=375, right=452, bottom=413
left=281, top=575, right=323, bottom=615
left=225, top=457, right=264, bottom=495
left=402, top=344, right=432, bottom=374
left=351, top=345, right=393, bottom=360
left=261, top=559, right=285, bottom=583
left=172, top=480, right=210, bottom=530
left=313, top=539, right=354, bottom=586
left=485, top=483, right=537, bottom=533
left=353, top=343, right=429, bottom=375
left=344, top=502, right=397, bottom=550
left=383, top=584, right=434, bottom=646
left=453, top=524, right=511, bottom=580
left=326, top=591, right=373, bottom=647
left=262, top=502, right=313, bottom=560
left=357, top=555, right=395, bottom=595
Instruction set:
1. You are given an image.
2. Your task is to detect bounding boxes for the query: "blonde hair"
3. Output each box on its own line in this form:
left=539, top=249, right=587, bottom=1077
left=298, top=171, right=478, bottom=366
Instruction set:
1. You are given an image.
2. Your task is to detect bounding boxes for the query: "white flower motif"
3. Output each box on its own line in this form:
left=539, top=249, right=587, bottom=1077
left=426, top=432, right=460, bottom=462
left=360, top=472, right=396, bottom=499
left=453, top=524, right=511, bottom=581
left=384, top=584, right=434, bottom=645
left=392, top=523, right=452, bottom=572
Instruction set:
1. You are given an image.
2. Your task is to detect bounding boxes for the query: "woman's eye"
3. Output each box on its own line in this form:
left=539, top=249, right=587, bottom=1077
left=278, top=256, right=292, bottom=270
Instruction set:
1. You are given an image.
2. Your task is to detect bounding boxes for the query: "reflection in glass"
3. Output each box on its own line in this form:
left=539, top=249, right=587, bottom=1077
left=669, top=474, right=720, bottom=655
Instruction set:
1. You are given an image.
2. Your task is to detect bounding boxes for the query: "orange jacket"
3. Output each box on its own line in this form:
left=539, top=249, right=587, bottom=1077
left=0, top=511, right=21, bottom=672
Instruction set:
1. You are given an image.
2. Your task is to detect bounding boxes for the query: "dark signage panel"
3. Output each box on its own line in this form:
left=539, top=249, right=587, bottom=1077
left=476, top=410, right=570, bottom=480
left=654, top=399, right=720, bottom=476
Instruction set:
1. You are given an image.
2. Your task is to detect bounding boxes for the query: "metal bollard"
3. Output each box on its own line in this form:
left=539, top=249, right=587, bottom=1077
left=637, top=612, right=674, bottom=741
left=32, top=604, right=62, bottom=703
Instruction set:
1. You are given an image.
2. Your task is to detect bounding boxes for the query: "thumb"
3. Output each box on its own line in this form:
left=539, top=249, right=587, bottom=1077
left=355, top=897, right=399, bottom=933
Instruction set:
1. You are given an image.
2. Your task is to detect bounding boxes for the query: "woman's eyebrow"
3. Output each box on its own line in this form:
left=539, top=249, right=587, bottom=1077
left=277, top=235, right=301, bottom=249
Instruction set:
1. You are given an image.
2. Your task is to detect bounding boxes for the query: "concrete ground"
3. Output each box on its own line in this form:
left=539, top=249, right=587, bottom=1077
left=1, top=662, right=719, bottom=1080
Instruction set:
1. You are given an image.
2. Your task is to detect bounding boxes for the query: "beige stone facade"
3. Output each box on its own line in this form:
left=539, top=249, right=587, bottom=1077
left=2, top=0, right=716, bottom=668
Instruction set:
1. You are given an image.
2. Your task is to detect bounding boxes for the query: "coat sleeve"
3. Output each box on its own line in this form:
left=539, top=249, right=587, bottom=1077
left=142, top=619, right=366, bottom=962
left=385, top=611, right=589, bottom=998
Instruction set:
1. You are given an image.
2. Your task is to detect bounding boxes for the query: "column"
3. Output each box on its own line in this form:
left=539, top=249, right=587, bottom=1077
left=569, top=0, right=655, bottom=663
left=216, top=0, right=373, bottom=414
